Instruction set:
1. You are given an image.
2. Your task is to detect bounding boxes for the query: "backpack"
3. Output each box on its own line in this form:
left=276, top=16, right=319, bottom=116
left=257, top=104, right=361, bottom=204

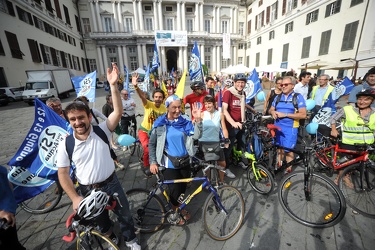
left=65, top=125, right=116, bottom=163
left=274, top=92, right=301, bottom=112
left=90, top=109, right=99, bottom=124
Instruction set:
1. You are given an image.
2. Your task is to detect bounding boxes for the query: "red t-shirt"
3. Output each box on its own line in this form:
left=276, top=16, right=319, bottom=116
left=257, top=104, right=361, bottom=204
left=222, top=90, right=243, bottom=126
left=183, top=90, right=209, bottom=119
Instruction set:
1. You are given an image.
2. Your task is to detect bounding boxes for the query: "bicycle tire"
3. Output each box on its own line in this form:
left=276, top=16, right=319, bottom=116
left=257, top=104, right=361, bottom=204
left=278, top=170, right=346, bottom=228
left=203, top=185, right=244, bottom=240
left=338, top=164, right=375, bottom=218
left=128, top=127, right=137, bottom=156
left=247, top=162, right=274, bottom=195
left=19, top=180, right=63, bottom=214
left=126, top=188, right=165, bottom=233
left=77, top=230, right=119, bottom=250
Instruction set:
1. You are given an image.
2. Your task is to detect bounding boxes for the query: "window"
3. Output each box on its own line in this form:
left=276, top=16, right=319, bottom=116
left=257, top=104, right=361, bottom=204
left=271, top=2, right=278, bottom=22
left=108, top=47, right=116, bottom=54
left=125, top=18, right=133, bottom=32
left=16, top=6, right=33, bottom=25
left=82, top=18, right=91, bottom=33
left=129, top=47, right=136, bottom=54
left=222, top=21, right=228, bottom=33
left=256, top=52, right=260, bottom=67
left=204, top=20, right=211, bottom=33
left=238, top=44, right=244, bottom=50
left=27, top=39, right=41, bottom=62
left=81, top=57, right=86, bottom=72
left=238, top=57, right=243, bottom=64
left=145, top=17, right=153, bottom=30
left=239, top=22, right=244, bottom=35
left=204, top=56, right=211, bottom=69
left=104, top=17, right=113, bottom=32
left=75, top=15, right=81, bottom=33
left=247, top=20, right=251, bottom=34
left=63, top=5, right=71, bottom=25
left=44, top=46, right=52, bottom=65
left=109, top=57, right=117, bottom=63
left=350, top=0, right=363, bottom=7
left=301, top=36, right=311, bottom=59
left=130, top=56, right=137, bottom=70
left=269, top=30, right=275, bottom=40
left=34, top=16, right=45, bottom=31
left=166, top=18, right=173, bottom=30
left=165, top=6, right=172, bottom=12
left=259, top=0, right=263, bottom=7
left=256, top=11, right=264, bottom=30
left=306, top=9, right=319, bottom=25
left=89, top=59, right=96, bottom=72
left=5, top=31, right=24, bottom=59
left=341, top=21, right=359, bottom=51
left=187, top=19, right=193, bottom=32
left=186, top=7, right=193, bottom=13
left=267, top=49, right=272, bottom=65
left=287, top=0, right=298, bottom=12
left=257, top=36, right=262, bottom=45
left=325, top=0, right=341, bottom=17
left=285, top=21, right=293, bottom=34
left=0, top=0, right=16, bottom=16
left=73, top=56, right=80, bottom=70
left=54, top=0, right=62, bottom=19
left=282, top=43, right=289, bottom=62
left=144, top=5, right=152, bottom=11
left=0, top=39, right=5, bottom=56
left=319, top=30, right=331, bottom=55
left=56, top=50, right=62, bottom=67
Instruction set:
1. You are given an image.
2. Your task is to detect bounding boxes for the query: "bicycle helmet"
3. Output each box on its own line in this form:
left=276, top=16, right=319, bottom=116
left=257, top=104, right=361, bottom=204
left=234, top=73, right=247, bottom=82
left=224, top=79, right=233, bottom=87
left=77, top=190, right=109, bottom=220
left=190, top=81, right=205, bottom=90
left=356, top=89, right=375, bottom=99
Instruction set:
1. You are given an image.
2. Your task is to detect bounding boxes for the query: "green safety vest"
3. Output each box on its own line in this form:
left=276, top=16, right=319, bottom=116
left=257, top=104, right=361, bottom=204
left=342, top=106, right=375, bottom=145
left=310, top=85, right=334, bottom=104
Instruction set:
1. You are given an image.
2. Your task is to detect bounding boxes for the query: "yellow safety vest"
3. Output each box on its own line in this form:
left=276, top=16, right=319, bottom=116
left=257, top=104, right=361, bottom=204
left=310, top=85, right=334, bottom=104
left=342, top=106, right=375, bottom=145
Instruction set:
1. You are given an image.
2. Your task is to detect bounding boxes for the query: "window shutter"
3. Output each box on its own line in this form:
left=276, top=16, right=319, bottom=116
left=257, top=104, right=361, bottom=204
left=266, top=6, right=270, bottom=24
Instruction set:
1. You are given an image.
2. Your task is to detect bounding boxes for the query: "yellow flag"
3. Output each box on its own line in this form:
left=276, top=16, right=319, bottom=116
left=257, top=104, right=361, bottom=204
left=175, top=69, right=187, bottom=99
left=161, top=80, right=168, bottom=98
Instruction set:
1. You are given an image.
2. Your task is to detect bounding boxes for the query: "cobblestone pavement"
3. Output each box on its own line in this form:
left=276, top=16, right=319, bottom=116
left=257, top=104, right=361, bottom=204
left=0, top=86, right=374, bottom=250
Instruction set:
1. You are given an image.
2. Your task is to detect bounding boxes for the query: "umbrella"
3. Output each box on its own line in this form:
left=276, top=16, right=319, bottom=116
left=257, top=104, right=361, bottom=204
left=223, top=64, right=252, bottom=74
left=256, top=65, right=288, bottom=72
left=298, top=61, right=329, bottom=70
left=131, top=67, right=146, bottom=75
left=321, top=61, right=357, bottom=70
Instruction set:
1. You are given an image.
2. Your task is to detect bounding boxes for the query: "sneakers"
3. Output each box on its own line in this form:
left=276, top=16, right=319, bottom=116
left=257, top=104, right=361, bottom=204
left=115, top=161, right=125, bottom=170
left=125, top=238, right=141, bottom=250
left=225, top=169, right=236, bottom=179
left=238, top=162, right=247, bottom=170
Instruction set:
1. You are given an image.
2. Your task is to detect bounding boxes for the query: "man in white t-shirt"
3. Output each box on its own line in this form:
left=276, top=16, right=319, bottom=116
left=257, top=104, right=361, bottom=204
left=56, top=63, right=140, bottom=250
left=294, top=71, right=311, bottom=100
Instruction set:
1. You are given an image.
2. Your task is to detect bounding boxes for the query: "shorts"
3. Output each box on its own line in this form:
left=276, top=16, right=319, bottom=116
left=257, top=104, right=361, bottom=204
left=276, top=127, right=298, bottom=152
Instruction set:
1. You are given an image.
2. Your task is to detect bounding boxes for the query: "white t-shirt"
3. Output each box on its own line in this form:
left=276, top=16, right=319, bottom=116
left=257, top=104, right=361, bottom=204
left=294, top=82, right=308, bottom=100
left=56, top=121, right=115, bottom=185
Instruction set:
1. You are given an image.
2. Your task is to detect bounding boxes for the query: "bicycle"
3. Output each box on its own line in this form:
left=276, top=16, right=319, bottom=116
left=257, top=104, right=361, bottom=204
left=62, top=191, right=120, bottom=250
left=126, top=164, right=245, bottom=241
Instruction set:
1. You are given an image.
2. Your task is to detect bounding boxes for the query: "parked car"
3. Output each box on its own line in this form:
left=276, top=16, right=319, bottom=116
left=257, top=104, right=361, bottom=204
left=0, top=89, right=9, bottom=106
left=0, top=87, right=23, bottom=101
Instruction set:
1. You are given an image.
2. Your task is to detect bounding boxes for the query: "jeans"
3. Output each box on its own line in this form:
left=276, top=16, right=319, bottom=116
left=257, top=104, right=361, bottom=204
left=78, top=174, right=136, bottom=242
left=120, top=115, right=137, bottom=135
left=224, top=127, right=246, bottom=168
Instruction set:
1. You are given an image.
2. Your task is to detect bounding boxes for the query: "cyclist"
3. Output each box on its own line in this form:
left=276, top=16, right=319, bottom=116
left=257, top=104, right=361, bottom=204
left=330, top=88, right=375, bottom=186
left=120, top=89, right=137, bottom=135
left=268, top=76, right=307, bottom=173
left=263, top=77, right=283, bottom=115
left=132, top=72, right=166, bottom=177
left=348, top=67, right=375, bottom=107
left=183, top=81, right=209, bottom=120
left=56, top=63, right=140, bottom=250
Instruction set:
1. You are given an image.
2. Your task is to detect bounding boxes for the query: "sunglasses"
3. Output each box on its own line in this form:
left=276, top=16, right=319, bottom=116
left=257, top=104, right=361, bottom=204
left=122, top=94, right=128, bottom=96
left=280, top=83, right=292, bottom=87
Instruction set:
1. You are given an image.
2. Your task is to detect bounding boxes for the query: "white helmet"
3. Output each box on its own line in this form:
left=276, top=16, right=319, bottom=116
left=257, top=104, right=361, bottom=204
left=224, top=79, right=233, bottom=87
left=77, top=190, right=109, bottom=220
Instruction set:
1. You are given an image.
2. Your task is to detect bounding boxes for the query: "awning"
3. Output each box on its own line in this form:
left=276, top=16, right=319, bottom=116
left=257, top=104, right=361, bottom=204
left=298, top=61, right=329, bottom=70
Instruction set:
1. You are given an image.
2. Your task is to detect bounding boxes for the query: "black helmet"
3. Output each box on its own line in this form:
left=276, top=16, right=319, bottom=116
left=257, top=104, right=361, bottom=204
left=234, top=73, right=247, bottom=82
left=190, top=81, right=205, bottom=90
left=356, top=89, right=375, bottom=99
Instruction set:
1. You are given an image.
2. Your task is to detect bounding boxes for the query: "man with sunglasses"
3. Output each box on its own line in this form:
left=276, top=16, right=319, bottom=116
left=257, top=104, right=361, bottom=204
left=269, top=76, right=307, bottom=173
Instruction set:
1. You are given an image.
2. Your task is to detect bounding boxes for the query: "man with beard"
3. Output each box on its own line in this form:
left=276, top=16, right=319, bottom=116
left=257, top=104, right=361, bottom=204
left=348, top=67, right=375, bottom=107
left=132, top=72, right=166, bottom=176
left=56, top=63, right=140, bottom=250
left=46, top=97, right=68, bottom=120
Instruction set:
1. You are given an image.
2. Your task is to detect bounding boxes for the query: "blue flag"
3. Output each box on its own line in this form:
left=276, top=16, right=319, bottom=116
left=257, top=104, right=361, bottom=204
left=124, top=65, right=129, bottom=91
left=142, top=64, right=150, bottom=92
left=244, top=68, right=262, bottom=103
left=189, top=41, right=204, bottom=82
left=7, top=99, right=70, bottom=203
left=151, top=41, right=160, bottom=73
left=71, top=71, right=97, bottom=102
left=218, top=88, right=222, bottom=113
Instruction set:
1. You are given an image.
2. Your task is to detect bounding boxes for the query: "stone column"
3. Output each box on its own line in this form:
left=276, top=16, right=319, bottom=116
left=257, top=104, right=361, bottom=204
left=102, top=46, right=108, bottom=68
left=118, top=45, right=124, bottom=74
left=234, top=7, right=238, bottom=34
left=177, top=2, right=181, bottom=31
left=137, top=44, right=143, bottom=68
left=97, top=46, right=104, bottom=76
left=195, top=3, right=199, bottom=31
left=123, top=45, right=129, bottom=69
left=200, top=3, right=203, bottom=32
left=181, top=2, right=186, bottom=30
left=89, top=1, right=98, bottom=32
left=212, top=46, right=216, bottom=72
left=153, top=0, right=158, bottom=30
left=232, top=46, right=236, bottom=65
left=183, top=47, right=188, bottom=71
left=178, top=47, right=183, bottom=70
left=112, top=1, right=118, bottom=32
left=138, top=0, right=144, bottom=30
left=117, top=1, right=123, bottom=32
left=212, top=6, right=216, bottom=33
left=161, top=47, right=166, bottom=73
left=132, top=0, right=139, bottom=30
left=142, top=44, right=148, bottom=68
left=200, top=44, right=205, bottom=66
left=95, top=0, right=103, bottom=32
left=217, top=46, right=221, bottom=71
left=158, top=1, right=163, bottom=30
left=230, top=7, right=233, bottom=33
left=216, top=7, right=220, bottom=33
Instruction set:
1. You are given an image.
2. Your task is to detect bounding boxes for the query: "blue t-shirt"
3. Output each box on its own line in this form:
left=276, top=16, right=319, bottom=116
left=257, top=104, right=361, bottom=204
left=164, top=124, right=188, bottom=169
left=271, top=92, right=306, bottom=128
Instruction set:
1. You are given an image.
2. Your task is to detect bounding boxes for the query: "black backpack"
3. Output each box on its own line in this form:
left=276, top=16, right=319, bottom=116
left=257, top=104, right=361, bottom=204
left=274, top=92, right=301, bottom=112
left=65, top=125, right=116, bottom=163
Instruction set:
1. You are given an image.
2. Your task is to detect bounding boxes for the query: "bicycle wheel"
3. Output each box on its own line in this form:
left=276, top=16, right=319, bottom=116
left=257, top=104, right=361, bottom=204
left=338, top=164, right=375, bottom=218
left=247, top=162, right=274, bottom=195
left=19, top=181, right=63, bottom=214
left=203, top=186, right=244, bottom=240
left=136, top=142, right=144, bottom=163
left=278, top=170, right=346, bottom=228
left=128, top=127, right=137, bottom=156
left=77, top=230, right=119, bottom=250
left=126, top=188, right=165, bottom=233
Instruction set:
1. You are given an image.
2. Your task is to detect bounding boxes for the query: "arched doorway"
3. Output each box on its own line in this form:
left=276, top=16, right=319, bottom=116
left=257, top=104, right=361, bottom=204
left=166, top=49, right=178, bottom=71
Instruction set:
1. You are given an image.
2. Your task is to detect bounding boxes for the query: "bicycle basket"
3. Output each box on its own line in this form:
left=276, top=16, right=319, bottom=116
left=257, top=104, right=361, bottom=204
left=200, top=142, right=221, bottom=161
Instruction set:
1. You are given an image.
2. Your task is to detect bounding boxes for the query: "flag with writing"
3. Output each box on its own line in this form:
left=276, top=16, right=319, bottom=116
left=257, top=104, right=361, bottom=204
left=313, top=77, right=355, bottom=126
left=71, top=71, right=97, bottom=102
left=244, top=68, right=262, bottom=103
left=151, top=41, right=160, bottom=73
left=189, top=41, right=204, bottom=82
left=7, top=98, right=70, bottom=203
